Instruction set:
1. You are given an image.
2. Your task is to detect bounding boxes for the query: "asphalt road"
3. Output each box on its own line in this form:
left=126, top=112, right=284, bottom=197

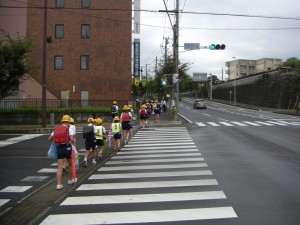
left=1, top=101, right=300, bottom=224
left=180, top=98, right=300, bottom=225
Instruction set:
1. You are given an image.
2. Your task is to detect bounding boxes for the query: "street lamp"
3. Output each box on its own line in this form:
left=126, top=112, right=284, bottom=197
left=232, top=57, right=236, bottom=105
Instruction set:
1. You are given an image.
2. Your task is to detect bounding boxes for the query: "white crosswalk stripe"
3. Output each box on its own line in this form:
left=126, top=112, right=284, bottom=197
left=40, top=127, right=237, bottom=225
left=194, top=120, right=300, bottom=127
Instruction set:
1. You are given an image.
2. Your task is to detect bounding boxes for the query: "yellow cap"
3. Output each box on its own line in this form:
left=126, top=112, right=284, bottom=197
left=88, top=117, right=94, bottom=123
left=61, top=115, right=70, bottom=122
left=123, top=105, right=129, bottom=110
left=113, top=116, right=120, bottom=122
left=96, top=118, right=102, bottom=125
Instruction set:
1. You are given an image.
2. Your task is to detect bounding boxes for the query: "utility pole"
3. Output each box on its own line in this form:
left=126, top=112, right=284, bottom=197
left=174, top=0, right=179, bottom=119
left=41, top=0, right=48, bottom=128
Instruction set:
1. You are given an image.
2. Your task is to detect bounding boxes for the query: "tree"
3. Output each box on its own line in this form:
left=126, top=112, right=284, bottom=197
left=146, top=55, right=191, bottom=100
left=282, top=57, right=300, bottom=114
left=0, top=31, right=32, bottom=99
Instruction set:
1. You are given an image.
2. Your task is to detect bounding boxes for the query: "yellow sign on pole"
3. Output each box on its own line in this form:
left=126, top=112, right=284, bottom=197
left=66, top=90, right=70, bottom=98
left=134, top=77, right=140, bottom=87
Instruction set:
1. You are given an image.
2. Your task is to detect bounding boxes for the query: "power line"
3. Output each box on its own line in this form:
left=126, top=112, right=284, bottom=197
left=2, top=4, right=300, bottom=21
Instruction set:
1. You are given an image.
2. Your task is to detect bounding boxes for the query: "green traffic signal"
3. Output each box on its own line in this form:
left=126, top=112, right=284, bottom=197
left=162, top=80, right=167, bottom=86
left=209, top=44, right=225, bottom=50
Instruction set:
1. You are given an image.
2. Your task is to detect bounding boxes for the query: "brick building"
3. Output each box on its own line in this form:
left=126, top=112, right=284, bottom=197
left=25, top=0, right=132, bottom=104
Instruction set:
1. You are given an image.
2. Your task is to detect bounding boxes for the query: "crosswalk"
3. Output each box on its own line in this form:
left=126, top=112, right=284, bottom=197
left=195, top=120, right=300, bottom=127
left=40, top=127, right=237, bottom=225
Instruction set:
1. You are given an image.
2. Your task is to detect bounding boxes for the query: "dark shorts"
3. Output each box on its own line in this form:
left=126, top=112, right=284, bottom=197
left=154, top=108, right=161, bottom=114
left=122, top=121, right=131, bottom=131
left=111, top=112, right=117, bottom=118
left=85, top=138, right=96, bottom=150
left=113, top=132, right=121, bottom=140
left=96, top=139, right=104, bottom=146
left=57, top=143, right=72, bottom=159
left=140, top=114, right=146, bottom=120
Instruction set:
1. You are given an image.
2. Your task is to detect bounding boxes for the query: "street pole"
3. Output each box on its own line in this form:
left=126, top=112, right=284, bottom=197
left=174, top=0, right=179, bottom=120
left=41, top=0, right=48, bottom=128
left=232, top=57, right=236, bottom=105
left=210, top=73, right=212, bottom=100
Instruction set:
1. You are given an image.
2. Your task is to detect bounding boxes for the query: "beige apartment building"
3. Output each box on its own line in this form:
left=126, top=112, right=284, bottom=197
left=225, top=58, right=282, bottom=80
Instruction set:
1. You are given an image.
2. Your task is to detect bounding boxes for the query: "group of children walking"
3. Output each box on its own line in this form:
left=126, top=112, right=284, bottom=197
left=49, top=100, right=165, bottom=190
left=139, top=100, right=162, bottom=128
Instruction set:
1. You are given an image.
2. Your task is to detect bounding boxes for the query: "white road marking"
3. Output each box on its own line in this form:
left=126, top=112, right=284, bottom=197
left=0, top=186, right=32, bottom=193
left=219, top=122, right=234, bottom=126
left=124, top=142, right=195, bottom=148
left=40, top=207, right=237, bottom=225
left=196, top=122, right=206, bottom=126
left=98, top=163, right=208, bottom=171
left=267, top=121, right=288, bottom=126
left=122, top=145, right=197, bottom=150
left=89, top=170, right=212, bottom=179
left=0, top=199, right=10, bottom=207
left=112, top=152, right=201, bottom=159
left=243, top=121, right=261, bottom=126
left=77, top=179, right=218, bottom=191
left=107, top=157, right=204, bottom=164
left=116, top=149, right=199, bottom=155
left=207, top=122, right=220, bottom=126
left=231, top=122, right=248, bottom=126
left=0, top=134, right=44, bottom=147
left=21, top=176, right=49, bottom=182
left=37, top=168, right=57, bottom=173
left=126, top=139, right=194, bottom=145
left=254, top=121, right=275, bottom=126
left=61, top=191, right=225, bottom=205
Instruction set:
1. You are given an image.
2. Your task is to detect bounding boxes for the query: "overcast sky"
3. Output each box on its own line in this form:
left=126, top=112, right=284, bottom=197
left=133, top=0, right=300, bottom=80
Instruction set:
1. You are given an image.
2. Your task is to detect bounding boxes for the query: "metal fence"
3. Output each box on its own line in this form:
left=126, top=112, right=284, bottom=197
left=0, top=99, right=133, bottom=110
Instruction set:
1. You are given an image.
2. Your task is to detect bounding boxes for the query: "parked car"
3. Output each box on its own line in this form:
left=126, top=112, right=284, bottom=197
left=193, top=99, right=207, bottom=109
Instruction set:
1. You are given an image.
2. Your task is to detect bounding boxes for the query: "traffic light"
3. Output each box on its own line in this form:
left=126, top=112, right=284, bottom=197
left=209, top=44, right=225, bottom=50
left=161, top=75, right=167, bottom=86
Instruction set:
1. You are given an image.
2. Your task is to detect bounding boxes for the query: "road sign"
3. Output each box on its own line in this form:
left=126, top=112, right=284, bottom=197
left=184, top=43, right=200, bottom=50
left=134, top=77, right=140, bottom=87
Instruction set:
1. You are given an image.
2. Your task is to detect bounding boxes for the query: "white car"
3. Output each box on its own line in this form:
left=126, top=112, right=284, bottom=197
left=193, top=99, right=207, bottom=109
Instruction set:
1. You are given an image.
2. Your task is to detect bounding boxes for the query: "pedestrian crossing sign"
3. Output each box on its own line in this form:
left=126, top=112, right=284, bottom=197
left=134, top=77, right=140, bottom=87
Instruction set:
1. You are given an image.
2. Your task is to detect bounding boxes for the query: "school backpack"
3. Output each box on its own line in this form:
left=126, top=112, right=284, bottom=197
left=140, top=108, right=146, bottom=115
left=111, top=105, right=117, bottom=113
left=83, top=125, right=95, bottom=139
left=122, top=112, right=131, bottom=121
left=53, top=125, right=69, bottom=143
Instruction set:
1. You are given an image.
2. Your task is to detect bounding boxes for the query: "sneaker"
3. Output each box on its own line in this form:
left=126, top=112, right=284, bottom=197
left=92, top=160, right=96, bottom=165
left=56, top=184, right=63, bottom=190
left=97, top=154, right=103, bottom=160
left=125, top=138, right=128, bottom=144
left=83, top=160, right=87, bottom=168
left=68, top=178, right=77, bottom=185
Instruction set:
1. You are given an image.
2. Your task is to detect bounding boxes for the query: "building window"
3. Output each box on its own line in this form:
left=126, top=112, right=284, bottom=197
left=55, top=56, right=63, bottom=70
left=55, top=24, right=64, bottom=39
left=82, top=0, right=90, bottom=8
left=56, top=0, right=64, bottom=8
left=80, top=55, right=89, bottom=70
left=81, top=24, right=90, bottom=38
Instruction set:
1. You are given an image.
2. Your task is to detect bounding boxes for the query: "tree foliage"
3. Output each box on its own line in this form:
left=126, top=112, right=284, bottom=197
left=144, top=55, right=191, bottom=100
left=282, top=57, right=300, bottom=113
left=0, top=31, right=32, bottom=99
